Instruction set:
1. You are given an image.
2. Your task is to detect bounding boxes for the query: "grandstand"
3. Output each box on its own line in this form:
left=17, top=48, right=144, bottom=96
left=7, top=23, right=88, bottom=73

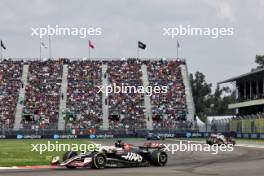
left=219, top=68, right=264, bottom=133
left=0, top=58, right=195, bottom=132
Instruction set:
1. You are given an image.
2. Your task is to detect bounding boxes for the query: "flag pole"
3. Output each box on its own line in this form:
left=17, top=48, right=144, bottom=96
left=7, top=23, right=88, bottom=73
left=0, top=40, right=2, bottom=60
left=176, top=40, right=179, bottom=58
left=137, top=44, right=139, bottom=58
left=39, top=38, right=42, bottom=60
left=88, top=39, right=91, bottom=59
left=89, top=46, right=91, bottom=59
left=48, top=35, right=51, bottom=59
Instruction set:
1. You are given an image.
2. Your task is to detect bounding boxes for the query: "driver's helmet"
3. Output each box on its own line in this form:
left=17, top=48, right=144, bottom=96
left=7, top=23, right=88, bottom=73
left=115, top=140, right=131, bottom=150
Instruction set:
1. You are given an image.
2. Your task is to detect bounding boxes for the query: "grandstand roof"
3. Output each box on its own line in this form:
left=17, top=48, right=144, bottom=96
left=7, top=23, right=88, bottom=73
left=218, top=68, right=264, bottom=84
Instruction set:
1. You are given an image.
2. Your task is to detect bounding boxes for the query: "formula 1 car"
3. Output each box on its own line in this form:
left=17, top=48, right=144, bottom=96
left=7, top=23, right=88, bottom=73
left=51, top=140, right=168, bottom=169
left=206, top=133, right=236, bottom=145
left=146, top=133, right=165, bottom=140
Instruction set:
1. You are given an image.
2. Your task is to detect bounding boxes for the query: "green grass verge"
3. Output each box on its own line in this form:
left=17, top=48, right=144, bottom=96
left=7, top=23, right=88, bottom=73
left=0, top=139, right=94, bottom=167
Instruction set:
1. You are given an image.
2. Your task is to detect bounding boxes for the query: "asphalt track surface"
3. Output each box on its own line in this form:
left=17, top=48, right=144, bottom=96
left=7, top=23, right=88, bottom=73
left=0, top=139, right=264, bottom=176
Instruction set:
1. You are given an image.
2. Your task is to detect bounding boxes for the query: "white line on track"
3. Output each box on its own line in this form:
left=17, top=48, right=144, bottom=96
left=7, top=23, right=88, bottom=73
left=172, top=139, right=264, bottom=149
left=0, top=167, right=18, bottom=170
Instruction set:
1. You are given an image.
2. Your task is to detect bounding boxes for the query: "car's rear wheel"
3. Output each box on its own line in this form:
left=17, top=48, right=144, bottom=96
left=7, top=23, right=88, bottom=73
left=150, top=150, right=168, bottom=166
left=232, top=140, right=236, bottom=146
left=229, top=139, right=236, bottom=146
left=63, top=151, right=78, bottom=169
left=91, top=153, right=106, bottom=169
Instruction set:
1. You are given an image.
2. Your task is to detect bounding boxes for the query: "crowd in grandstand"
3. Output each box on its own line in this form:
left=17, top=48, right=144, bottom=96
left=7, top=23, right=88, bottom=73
left=21, top=60, right=62, bottom=129
left=0, top=60, right=22, bottom=128
left=67, top=60, right=102, bottom=129
left=0, top=58, right=190, bottom=131
left=107, top=59, right=146, bottom=129
left=146, top=59, right=188, bottom=129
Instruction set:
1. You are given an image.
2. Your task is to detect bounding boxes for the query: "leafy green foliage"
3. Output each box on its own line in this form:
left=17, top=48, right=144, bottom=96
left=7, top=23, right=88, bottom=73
left=252, top=55, right=264, bottom=71
left=190, top=72, right=235, bottom=122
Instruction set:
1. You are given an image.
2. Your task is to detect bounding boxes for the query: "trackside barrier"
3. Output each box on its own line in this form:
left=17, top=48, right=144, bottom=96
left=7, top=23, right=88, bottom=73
left=228, top=119, right=264, bottom=133
left=0, top=132, right=264, bottom=139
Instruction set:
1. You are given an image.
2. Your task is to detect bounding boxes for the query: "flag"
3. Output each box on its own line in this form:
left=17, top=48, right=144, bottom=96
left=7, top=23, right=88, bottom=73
left=138, top=41, right=146, bottom=50
left=41, top=42, right=48, bottom=48
left=177, top=40, right=180, bottom=48
left=89, top=40, right=94, bottom=49
left=1, top=40, right=6, bottom=50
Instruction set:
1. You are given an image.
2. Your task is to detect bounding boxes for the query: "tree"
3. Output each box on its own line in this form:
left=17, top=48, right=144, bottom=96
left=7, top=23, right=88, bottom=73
left=189, top=72, right=212, bottom=122
left=252, top=55, right=264, bottom=71
left=190, top=72, right=236, bottom=122
left=207, top=85, right=235, bottom=116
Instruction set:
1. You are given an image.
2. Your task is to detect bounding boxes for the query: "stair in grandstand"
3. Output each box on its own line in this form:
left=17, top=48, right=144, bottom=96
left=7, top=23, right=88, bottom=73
left=14, top=64, right=29, bottom=130
left=101, top=64, right=109, bottom=130
left=58, top=64, right=68, bottom=130
left=141, top=64, right=153, bottom=130
left=180, top=64, right=195, bottom=123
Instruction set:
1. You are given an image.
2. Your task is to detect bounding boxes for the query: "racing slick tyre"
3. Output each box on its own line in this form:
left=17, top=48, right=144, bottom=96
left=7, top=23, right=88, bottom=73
left=228, top=140, right=236, bottom=146
left=232, top=140, right=236, bottom=146
left=206, top=138, right=213, bottom=145
left=229, top=138, right=236, bottom=146
left=150, top=150, right=168, bottom=166
left=63, top=151, right=78, bottom=169
left=91, top=152, right=106, bottom=169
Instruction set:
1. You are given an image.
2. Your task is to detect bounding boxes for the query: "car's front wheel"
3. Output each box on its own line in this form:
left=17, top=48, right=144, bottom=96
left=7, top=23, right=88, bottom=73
left=91, top=152, right=106, bottom=169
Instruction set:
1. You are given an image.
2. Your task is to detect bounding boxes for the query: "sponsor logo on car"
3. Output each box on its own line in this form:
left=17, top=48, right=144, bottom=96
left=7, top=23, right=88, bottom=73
left=121, top=152, right=143, bottom=162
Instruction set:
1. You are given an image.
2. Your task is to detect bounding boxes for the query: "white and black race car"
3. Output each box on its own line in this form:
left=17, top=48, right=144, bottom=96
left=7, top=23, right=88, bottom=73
left=206, top=133, right=236, bottom=145
left=51, top=140, right=168, bottom=169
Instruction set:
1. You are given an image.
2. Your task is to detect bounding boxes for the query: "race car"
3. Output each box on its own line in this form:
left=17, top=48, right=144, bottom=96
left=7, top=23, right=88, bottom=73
left=146, top=133, right=165, bottom=140
left=51, top=140, right=168, bottom=169
left=206, top=133, right=236, bottom=145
